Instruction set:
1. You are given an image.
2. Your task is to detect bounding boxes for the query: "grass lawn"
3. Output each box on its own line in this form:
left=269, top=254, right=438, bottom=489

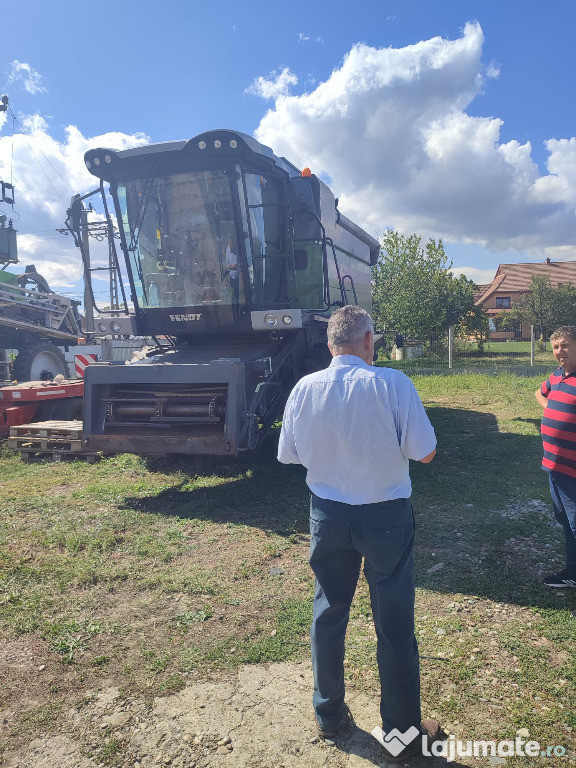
left=0, top=371, right=574, bottom=765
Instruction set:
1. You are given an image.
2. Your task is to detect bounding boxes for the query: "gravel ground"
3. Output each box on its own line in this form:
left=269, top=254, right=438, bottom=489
left=1, top=661, right=452, bottom=768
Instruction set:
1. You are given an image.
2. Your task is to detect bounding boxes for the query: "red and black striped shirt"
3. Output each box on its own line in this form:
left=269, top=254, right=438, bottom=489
left=541, top=367, right=576, bottom=479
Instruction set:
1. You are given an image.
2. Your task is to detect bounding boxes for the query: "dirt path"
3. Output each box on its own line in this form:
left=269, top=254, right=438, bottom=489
left=1, top=661, right=453, bottom=768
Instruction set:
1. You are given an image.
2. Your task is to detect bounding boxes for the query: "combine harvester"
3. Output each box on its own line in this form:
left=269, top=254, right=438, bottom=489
left=69, top=130, right=380, bottom=456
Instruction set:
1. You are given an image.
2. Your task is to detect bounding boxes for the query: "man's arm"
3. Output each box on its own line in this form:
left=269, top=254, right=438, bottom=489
left=277, top=393, right=301, bottom=464
left=397, top=375, right=437, bottom=462
left=535, top=388, right=548, bottom=409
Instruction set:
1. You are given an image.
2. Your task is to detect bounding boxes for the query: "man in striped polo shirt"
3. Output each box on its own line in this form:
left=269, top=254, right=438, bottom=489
left=536, top=326, right=576, bottom=588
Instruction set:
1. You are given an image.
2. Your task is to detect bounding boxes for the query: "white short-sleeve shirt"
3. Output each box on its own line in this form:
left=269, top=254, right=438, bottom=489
left=277, top=355, right=436, bottom=504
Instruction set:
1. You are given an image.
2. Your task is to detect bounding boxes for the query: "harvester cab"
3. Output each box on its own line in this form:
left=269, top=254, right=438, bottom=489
left=71, top=130, right=379, bottom=456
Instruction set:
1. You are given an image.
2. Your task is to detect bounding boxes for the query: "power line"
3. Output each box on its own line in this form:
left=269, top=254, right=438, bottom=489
left=10, top=113, right=14, bottom=188
left=15, top=230, right=67, bottom=237
left=0, top=135, right=64, bottom=227
left=7, top=107, right=68, bottom=208
left=8, top=106, right=75, bottom=195
left=6, top=171, right=61, bottom=227
left=0, top=157, right=62, bottom=228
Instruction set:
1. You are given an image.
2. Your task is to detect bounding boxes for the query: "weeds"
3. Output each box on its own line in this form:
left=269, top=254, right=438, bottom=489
left=171, top=608, right=212, bottom=628
left=96, top=738, right=123, bottom=766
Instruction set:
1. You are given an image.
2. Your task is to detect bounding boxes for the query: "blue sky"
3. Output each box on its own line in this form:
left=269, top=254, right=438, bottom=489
left=1, top=0, right=575, bottom=305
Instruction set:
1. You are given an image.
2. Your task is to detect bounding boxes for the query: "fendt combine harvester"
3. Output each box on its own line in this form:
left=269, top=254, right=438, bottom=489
left=71, top=130, right=379, bottom=456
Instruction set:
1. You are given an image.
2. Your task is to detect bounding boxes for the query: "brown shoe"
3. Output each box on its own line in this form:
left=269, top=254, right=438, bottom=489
left=371, top=718, right=446, bottom=761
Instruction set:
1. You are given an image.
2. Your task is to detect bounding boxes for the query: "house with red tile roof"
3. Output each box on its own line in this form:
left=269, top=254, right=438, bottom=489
left=475, top=259, right=576, bottom=340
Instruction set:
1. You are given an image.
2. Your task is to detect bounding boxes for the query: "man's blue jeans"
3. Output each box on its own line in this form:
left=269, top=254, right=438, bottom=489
left=309, top=493, right=421, bottom=733
left=548, top=471, right=576, bottom=571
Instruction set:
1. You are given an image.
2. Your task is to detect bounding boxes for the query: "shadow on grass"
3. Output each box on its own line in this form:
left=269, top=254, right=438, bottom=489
left=510, top=416, right=542, bottom=429
left=411, top=406, right=575, bottom=613
left=125, top=428, right=310, bottom=535
left=122, top=408, right=574, bottom=612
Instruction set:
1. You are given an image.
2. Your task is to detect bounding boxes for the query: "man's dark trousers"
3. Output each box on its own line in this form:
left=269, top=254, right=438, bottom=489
left=548, top=471, right=576, bottom=571
left=309, top=493, right=421, bottom=733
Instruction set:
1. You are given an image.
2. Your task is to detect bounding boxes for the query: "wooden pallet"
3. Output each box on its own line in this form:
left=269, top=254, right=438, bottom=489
left=7, top=420, right=97, bottom=463
left=9, top=420, right=83, bottom=439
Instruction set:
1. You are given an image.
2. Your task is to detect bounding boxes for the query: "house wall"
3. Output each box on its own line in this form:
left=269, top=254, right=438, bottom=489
left=484, top=290, right=529, bottom=341
left=482, top=290, right=524, bottom=311
left=478, top=260, right=576, bottom=342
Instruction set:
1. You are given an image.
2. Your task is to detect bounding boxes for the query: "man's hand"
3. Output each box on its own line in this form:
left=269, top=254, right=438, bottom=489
left=535, top=388, right=548, bottom=409
left=419, top=449, right=436, bottom=464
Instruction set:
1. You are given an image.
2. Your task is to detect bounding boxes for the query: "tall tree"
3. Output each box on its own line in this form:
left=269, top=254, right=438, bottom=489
left=372, top=230, right=479, bottom=338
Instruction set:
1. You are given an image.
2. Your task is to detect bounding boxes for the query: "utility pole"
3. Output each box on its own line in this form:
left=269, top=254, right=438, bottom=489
left=107, top=214, right=119, bottom=312
left=0, top=96, right=17, bottom=265
left=80, top=205, right=95, bottom=333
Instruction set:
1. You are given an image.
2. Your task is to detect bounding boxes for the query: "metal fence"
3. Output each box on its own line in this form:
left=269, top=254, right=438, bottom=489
left=377, top=326, right=555, bottom=375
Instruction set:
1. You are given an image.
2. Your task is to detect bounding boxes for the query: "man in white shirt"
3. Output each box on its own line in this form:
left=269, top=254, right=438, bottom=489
left=278, top=306, right=444, bottom=761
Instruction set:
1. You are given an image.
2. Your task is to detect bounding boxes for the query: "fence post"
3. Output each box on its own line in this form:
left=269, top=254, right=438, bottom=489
left=448, top=326, right=453, bottom=369
left=530, top=325, right=535, bottom=367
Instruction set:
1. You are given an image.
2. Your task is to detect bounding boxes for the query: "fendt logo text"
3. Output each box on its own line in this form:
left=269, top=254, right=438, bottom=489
left=169, top=313, right=202, bottom=322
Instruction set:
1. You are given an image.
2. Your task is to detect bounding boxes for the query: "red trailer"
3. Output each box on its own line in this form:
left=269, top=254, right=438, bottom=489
left=0, top=379, right=84, bottom=437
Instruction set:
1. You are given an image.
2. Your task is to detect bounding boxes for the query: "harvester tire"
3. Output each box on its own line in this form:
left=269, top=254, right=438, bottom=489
left=12, top=343, right=69, bottom=382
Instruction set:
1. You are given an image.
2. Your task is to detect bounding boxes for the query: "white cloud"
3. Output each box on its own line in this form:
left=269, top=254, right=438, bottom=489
left=246, top=67, right=298, bottom=99
left=450, top=265, right=498, bottom=284
left=16, top=234, right=82, bottom=288
left=7, top=60, right=47, bottom=95
left=485, top=61, right=500, bottom=79
left=543, top=245, right=576, bottom=261
left=254, top=22, right=576, bottom=256
left=0, top=115, right=148, bottom=301
left=297, top=33, right=324, bottom=44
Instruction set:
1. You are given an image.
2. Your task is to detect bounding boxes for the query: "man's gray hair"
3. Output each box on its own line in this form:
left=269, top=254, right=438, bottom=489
left=550, top=326, right=576, bottom=343
left=327, top=305, right=374, bottom=349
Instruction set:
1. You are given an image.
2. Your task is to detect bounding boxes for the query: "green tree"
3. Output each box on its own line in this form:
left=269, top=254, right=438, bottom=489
left=459, top=305, right=491, bottom=352
left=500, top=275, right=576, bottom=339
left=372, top=230, right=479, bottom=339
